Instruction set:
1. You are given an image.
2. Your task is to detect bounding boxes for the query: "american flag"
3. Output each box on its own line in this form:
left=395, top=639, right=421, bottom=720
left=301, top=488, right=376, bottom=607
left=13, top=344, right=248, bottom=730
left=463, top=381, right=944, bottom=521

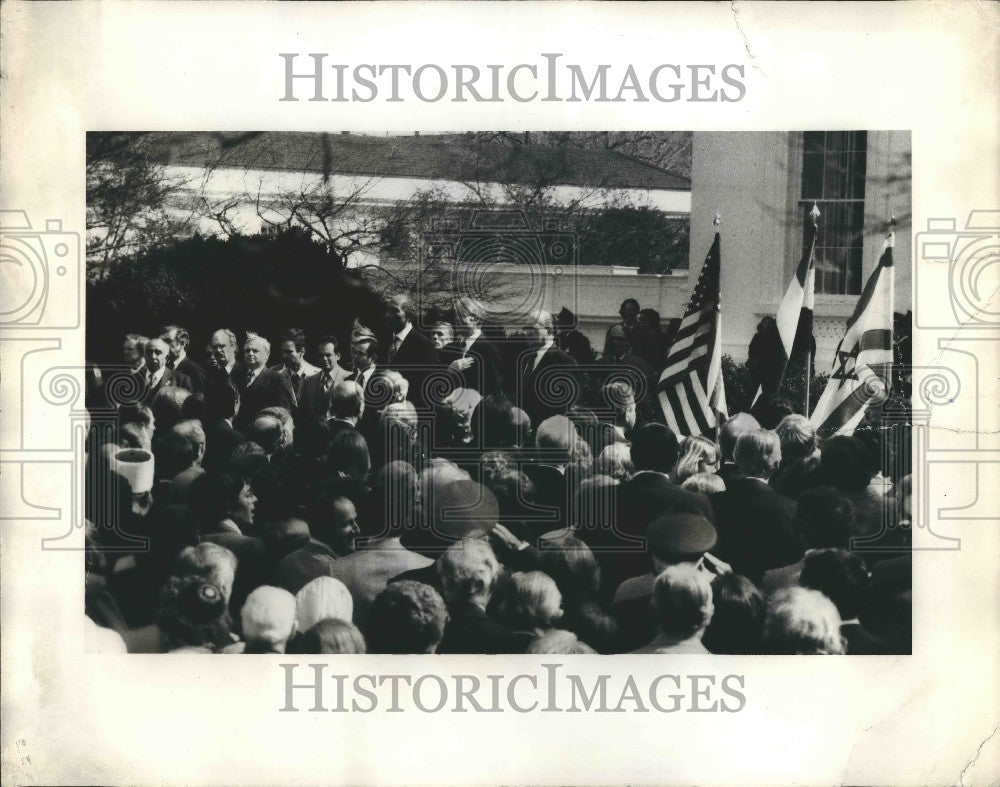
left=657, top=232, right=728, bottom=437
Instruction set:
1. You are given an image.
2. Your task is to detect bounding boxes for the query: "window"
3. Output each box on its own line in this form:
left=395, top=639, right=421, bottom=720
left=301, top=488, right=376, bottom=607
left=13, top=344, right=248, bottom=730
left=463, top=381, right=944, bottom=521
left=800, top=131, right=867, bottom=295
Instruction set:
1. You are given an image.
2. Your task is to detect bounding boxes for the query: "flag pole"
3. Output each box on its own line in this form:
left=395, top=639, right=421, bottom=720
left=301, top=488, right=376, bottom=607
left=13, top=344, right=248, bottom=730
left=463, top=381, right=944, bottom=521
left=804, top=202, right=820, bottom=417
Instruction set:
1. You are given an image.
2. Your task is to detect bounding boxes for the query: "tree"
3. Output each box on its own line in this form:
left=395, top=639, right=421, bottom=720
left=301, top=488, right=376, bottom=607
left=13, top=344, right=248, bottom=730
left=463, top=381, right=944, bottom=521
left=86, top=133, right=195, bottom=276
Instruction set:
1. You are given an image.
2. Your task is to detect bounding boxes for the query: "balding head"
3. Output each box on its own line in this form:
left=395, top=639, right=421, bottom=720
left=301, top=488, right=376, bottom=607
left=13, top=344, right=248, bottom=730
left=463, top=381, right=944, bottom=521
left=330, top=381, right=364, bottom=422
left=145, top=338, right=169, bottom=372
left=719, top=412, right=761, bottom=461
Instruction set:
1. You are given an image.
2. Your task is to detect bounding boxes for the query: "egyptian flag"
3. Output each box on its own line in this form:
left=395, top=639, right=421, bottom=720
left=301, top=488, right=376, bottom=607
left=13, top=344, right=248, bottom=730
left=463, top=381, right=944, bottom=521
left=810, top=229, right=895, bottom=439
left=752, top=210, right=817, bottom=405
left=657, top=230, right=728, bottom=437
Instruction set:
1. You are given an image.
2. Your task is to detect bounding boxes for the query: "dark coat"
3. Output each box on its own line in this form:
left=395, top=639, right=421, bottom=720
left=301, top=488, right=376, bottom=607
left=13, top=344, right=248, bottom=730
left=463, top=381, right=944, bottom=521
left=385, top=327, right=439, bottom=410
left=131, top=367, right=193, bottom=406
left=171, top=356, right=206, bottom=395
left=298, top=365, right=350, bottom=425
left=518, top=344, right=579, bottom=427
left=234, top=366, right=296, bottom=431
left=710, top=477, right=802, bottom=583
left=440, top=336, right=504, bottom=395
left=437, top=604, right=516, bottom=654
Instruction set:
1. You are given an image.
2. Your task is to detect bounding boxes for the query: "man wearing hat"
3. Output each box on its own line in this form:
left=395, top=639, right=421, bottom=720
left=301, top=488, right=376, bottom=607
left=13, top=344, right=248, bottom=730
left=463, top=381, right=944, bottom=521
left=610, top=510, right=723, bottom=652
left=392, top=479, right=502, bottom=589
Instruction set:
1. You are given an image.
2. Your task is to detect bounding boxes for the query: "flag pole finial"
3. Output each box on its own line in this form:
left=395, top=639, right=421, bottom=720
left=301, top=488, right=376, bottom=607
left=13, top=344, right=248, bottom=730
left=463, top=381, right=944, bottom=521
left=713, top=213, right=722, bottom=226
left=810, top=202, right=821, bottom=224
left=886, top=214, right=896, bottom=231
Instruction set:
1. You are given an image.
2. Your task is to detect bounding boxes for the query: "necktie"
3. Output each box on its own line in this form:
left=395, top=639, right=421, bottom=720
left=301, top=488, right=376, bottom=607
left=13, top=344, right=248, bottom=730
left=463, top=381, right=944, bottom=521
left=166, top=357, right=175, bottom=370
left=245, top=369, right=255, bottom=388
left=322, top=372, right=332, bottom=392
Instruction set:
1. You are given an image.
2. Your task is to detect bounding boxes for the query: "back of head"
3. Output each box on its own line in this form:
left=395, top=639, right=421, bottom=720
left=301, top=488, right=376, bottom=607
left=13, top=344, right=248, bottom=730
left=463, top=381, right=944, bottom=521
left=702, top=573, right=764, bottom=654
left=249, top=414, right=284, bottom=454
left=733, top=428, right=781, bottom=479
left=436, top=538, right=501, bottom=609
left=205, top=376, right=239, bottom=421
left=535, top=415, right=578, bottom=462
left=152, top=386, right=191, bottom=433
left=820, top=435, right=874, bottom=493
left=173, top=542, right=238, bottom=600
left=154, top=431, right=196, bottom=481
left=286, top=618, right=366, bottom=654
left=526, top=629, right=596, bottom=655
left=776, top=414, right=817, bottom=463
left=719, top=412, right=760, bottom=462
left=671, top=435, right=721, bottom=484
left=796, top=486, right=854, bottom=549
left=596, top=442, right=633, bottom=482
left=327, top=429, right=370, bottom=481
left=651, top=563, right=714, bottom=640
left=367, top=581, right=448, bottom=654
left=496, top=571, right=563, bottom=632
left=629, top=423, right=680, bottom=474
left=475, top=394, right=518, bottom=449
left=763, top=587, right=845, bottom=654
left=799, top=548, right=869, bottom=620
left=295, top=576, right=354, bottom=632
left=180, top=394, right=207, bottom=423
left=681, top=472, right=726, bottom=496
left=539, top=535, right=601, bottom=605
left=240, top=585, right=296, bottom=652
left=330, top=381, right=364, bottom=420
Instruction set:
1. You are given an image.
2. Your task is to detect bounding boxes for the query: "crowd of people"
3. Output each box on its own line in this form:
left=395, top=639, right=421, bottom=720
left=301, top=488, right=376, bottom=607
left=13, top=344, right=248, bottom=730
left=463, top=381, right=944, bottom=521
left=84, top=295, right=912, bottom=655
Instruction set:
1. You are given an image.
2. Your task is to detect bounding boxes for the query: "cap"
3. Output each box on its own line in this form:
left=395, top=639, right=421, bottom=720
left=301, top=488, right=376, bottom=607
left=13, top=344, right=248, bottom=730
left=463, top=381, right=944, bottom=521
left=430, top=480, right=499, bottom=539
left=295, top=576, right=354, bottom=632
left=241, top=585, right=296, bottom=647
left=645, top=511, right=717, bottom=560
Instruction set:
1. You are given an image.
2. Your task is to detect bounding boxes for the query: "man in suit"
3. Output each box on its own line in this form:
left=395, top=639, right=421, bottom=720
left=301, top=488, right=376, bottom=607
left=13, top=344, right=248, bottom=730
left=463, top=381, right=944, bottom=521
left=715, top=412, right=760, bottom=488
left=384, top=293, right=438, bottom=411
left=442, top=296, right=503, bottom=395
left=518, top=310, right=578, bottom=427
left=710, top=427, right=801, bottom=583
left=160, top=325, right=207, bottom=395
left=133, top=337, right=193, bottom=405
left=611, top=510, right=719, bottom=652
left=276, top=328, right=321, bottom=403
left=298, top=335, right=350, bottom=425
left=123, top=333, right=148, bottom=376
left=207, top=328, right=246, bottom=389
left=234, top=332, right=296, bottom=432
left=325, top=381, right=364, bottom=441
left=436, top=538, right=515, bottom=654
left=348, top=330, right=382, bottom=436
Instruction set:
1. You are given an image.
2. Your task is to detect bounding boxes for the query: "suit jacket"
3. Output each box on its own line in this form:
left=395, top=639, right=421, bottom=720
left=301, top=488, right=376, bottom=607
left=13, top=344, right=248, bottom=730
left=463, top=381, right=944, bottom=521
left=710, top=477, right=801, bottom=583
left=441, top=336, right=503, bottom=396
left=276, top=361, right=321, bottom=404
left=172, top=356, right=206, bottom=395
left=298, top=365, right=350, bottom=424
left=202, top=418, right=245, bottom=472
left=385, top=327, right=439, bottom=410
left=234, top=366, right=297, bottom=431
left=132, top=367, right=193, bottom=406
left=610, top=471, right=716, bottom=590
left=325, top=536, right=434, bottom=629
left=519, top=344, right=579, bottom=426
left=349, top=365, right=384, bottom=441
left=438, top=603, right=516, bottom=655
